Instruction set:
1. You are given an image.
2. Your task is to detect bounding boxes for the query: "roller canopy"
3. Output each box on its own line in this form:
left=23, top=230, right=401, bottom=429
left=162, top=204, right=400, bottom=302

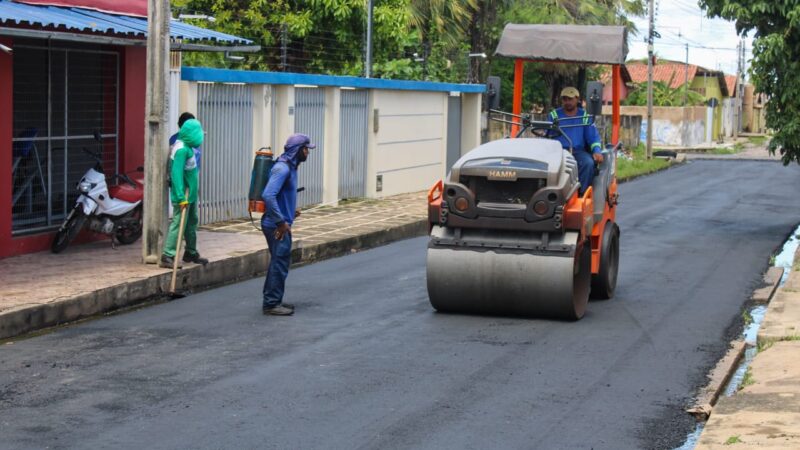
left=495, top=24, right=627, bottom=65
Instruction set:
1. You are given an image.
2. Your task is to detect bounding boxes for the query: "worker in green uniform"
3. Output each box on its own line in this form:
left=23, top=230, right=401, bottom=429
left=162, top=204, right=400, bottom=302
left=159, top=118, right=209, bottom=268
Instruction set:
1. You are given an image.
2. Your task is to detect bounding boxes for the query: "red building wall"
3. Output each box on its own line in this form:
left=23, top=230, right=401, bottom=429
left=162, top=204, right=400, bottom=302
left=0, top=44, right=147, bottom=259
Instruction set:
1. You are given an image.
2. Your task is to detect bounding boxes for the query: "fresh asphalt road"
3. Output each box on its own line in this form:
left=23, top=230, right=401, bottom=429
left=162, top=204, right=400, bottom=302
left=3, top=160, right=800, bottom=450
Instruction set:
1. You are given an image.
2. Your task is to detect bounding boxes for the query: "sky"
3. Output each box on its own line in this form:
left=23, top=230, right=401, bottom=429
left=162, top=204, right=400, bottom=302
left=627, top=0, right=753, bottom=78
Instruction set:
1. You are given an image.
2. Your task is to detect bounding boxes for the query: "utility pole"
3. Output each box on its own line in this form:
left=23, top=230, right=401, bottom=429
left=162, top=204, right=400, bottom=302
left=142, top=0, right=170, bottom=264
left=365, top=0, right=373, bottom=78
left=646, top=0, right=655, bottom=160
left=683, top=43, right=688, bottom=106
left=733, top=40, right=741, bottom=139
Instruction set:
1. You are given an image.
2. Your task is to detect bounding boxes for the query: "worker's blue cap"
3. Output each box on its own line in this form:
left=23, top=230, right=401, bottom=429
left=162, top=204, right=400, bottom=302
left=285, top=133, right=316, bottom=149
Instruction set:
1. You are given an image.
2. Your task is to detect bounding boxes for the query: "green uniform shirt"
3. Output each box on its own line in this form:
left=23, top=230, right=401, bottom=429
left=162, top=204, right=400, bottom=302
left=169, top=140, right=199, bottom=204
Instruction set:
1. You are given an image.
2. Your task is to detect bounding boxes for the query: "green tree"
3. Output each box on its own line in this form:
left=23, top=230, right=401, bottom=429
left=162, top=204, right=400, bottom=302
left=699, top=0, right=795, bottom=163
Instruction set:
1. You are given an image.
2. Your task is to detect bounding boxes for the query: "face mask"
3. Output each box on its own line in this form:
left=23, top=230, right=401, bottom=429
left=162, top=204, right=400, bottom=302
left=297, top=148, right=308, bottom=162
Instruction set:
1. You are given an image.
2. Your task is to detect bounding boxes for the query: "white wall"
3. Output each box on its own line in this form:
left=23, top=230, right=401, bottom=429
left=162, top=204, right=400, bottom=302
left=370, top=89, right=447, bottom=197
left=181, top=80, right=481, bottom=210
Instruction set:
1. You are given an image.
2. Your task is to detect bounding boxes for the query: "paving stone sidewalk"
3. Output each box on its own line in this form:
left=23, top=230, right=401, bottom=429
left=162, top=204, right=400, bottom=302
left=697, top=246, right=800, bottom=449
left=0, top=191, right=427, bottom=340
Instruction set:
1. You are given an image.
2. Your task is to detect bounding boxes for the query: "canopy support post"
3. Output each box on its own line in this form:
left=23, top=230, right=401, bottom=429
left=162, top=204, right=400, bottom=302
left=512, top=58, right=523, bottom=137
left=612, top=64, right=621, bottom=146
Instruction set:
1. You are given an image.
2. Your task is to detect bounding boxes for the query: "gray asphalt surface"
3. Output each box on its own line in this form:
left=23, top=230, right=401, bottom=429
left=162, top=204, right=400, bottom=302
left=2, top=160, right=800, bottom=450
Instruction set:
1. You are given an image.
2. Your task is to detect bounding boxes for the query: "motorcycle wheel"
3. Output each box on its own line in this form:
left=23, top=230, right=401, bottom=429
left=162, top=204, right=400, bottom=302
left=115, top=206, right=142, bottom=245
left=51, top=207, right=87, bottom=253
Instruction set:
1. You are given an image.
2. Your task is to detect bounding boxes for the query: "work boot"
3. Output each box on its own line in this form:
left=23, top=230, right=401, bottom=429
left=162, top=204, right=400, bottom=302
left=159, top=254, right=182, bottom=269
left=263, top=305, right=294, bottom=316
left=183, top=251, right=209, bottom=265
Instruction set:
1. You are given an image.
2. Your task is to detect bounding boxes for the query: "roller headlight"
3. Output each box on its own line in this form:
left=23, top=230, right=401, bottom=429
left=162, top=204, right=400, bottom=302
left=78, top=181, right=92, bottom=194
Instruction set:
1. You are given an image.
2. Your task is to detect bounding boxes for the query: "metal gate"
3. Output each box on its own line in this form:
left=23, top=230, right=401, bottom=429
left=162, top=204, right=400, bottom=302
left=294, top=88, right=325, bottom=207
left=196, top=83, right=254, bottom=224
left=446, top=95, right=462, bottom=169
left=11, top=44, right=119, bottom=235
left=338, top=90, right=368, bottom=199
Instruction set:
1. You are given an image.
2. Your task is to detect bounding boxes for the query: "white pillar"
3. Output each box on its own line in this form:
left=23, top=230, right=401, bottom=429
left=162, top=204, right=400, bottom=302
left=322, top=87, right=341, bottom=205
left=460, top=93, right=482, bottom=155
left=272, top=85, right=295, bottom=156
left=252, top=84, right=271, bottom=153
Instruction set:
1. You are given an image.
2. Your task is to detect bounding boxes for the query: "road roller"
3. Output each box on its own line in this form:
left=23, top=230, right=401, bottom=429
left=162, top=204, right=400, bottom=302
left=425, top=117, right=620, bottom=320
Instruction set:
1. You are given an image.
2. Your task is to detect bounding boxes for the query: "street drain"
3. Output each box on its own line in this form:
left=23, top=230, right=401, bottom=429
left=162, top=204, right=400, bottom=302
left=674, top=223, right=800, bottom=450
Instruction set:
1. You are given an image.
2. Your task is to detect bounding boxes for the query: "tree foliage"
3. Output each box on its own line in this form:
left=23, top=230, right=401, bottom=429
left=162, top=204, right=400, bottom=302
left=172, top=0, right=644, bottom=108
left=699, top=0, right=798, bottom=164
left=623, top=80, right=706, bottom=107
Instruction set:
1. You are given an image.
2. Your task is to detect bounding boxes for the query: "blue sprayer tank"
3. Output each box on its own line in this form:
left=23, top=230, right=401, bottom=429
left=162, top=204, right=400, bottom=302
left=248, top=148, right=274, bottom=213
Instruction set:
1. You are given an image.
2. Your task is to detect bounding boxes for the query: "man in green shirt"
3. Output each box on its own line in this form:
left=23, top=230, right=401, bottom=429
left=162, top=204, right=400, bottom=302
left=159, top=118, right=209, bottom=268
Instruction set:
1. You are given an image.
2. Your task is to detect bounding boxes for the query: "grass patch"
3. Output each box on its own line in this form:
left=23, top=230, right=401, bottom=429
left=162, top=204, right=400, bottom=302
left=748, top=136, right=768, bottom=146
left=758, top=339, right=775, bottom=353
left=724, top=435, right=743, bottom=445
left=710, top=143, right=744, bottom=155
left=770, top=254, right=777, bottom=265
left=617, top=143, right=671, bottom=181
left=742, top=309, right=753, bottom=327
left=739, top=367, right=755, bottom=390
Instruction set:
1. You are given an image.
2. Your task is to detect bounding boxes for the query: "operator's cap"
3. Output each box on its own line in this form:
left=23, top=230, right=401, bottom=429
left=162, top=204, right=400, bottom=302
left=285, top=133, right=317, bottom=149
left=560, top=86, right=580, bottom=98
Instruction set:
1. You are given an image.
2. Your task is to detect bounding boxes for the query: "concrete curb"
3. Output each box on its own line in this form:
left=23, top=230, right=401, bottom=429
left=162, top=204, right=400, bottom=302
left=686, top=266, right=784, bottom=420
left=0, top=219, right=427, bottom=341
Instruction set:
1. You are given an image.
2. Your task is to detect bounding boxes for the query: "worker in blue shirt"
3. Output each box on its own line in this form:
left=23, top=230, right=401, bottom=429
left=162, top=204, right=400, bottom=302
left=547, top=87, right=603, bottom=195
left=260, top=133, right=315, bottom=316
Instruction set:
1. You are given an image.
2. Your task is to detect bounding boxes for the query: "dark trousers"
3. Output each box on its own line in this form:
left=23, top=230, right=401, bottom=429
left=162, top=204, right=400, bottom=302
left=262, top=226, right=292, bottom=308
left=574, top=150, right=596, bottom=195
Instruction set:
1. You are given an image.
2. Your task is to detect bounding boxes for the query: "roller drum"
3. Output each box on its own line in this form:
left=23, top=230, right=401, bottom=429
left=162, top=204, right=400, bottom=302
left=426, top=239, right=591, bottom=320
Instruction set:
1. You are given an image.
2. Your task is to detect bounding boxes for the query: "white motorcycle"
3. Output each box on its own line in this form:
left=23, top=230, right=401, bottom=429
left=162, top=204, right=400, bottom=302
left=51, top=133, right=144, bottom=253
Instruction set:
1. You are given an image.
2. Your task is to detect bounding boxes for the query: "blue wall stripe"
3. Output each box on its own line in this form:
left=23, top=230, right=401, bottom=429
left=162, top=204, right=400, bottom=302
left=182, top=67, right=486, bottom=93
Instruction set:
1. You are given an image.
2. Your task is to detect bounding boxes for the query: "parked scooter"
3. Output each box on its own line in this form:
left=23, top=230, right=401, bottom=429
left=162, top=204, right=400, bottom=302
left=51, top=131, right=144, bottom=253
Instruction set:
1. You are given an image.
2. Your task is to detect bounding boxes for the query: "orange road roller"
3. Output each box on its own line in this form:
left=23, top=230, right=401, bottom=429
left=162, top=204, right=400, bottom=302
left=426, top=118, right=620, bottom=320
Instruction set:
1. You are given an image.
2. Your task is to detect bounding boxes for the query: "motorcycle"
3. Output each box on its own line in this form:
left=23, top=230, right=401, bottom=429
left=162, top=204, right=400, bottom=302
left=51, top=131, right=144, bottom=253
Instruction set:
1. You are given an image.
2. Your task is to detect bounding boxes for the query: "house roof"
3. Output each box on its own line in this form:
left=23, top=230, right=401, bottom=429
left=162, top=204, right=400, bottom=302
left=626, top=62, right=729, bottom=97
left=724, top=75, right=737, bottom=97
left=0, top=0, right=253, bottom=46
left=14, top=0, right=144, bottom=17
left=599, top=65, right=633, bottom=85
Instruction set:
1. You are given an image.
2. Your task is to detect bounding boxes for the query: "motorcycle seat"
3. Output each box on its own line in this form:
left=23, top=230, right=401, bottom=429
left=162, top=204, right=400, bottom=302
left=109, top=184, right=143, bottom=203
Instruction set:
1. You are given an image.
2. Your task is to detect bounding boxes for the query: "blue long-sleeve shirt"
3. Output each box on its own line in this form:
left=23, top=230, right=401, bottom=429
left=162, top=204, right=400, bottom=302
left=548, top=107, right=602, bottom=154
left=261, top=161, right=297, bottom=229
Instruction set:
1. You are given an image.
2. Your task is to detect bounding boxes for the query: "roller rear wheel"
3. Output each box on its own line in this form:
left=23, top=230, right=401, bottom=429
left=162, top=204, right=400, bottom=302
left=590, top=221, right=620, bottom=300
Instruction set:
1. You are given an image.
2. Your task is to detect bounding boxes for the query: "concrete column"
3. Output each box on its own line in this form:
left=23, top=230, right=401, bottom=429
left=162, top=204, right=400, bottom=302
left=365, top=89, right=378, bottom=197
left=460, top=93, right=481, bottom=156
left=271, top=85, right=295, bottom=156
left=252, top=84, right=271, bottom=153
left=322, top=87, right=341, bottom=205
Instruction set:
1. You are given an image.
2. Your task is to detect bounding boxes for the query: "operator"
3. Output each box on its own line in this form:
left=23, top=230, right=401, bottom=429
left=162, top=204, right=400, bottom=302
left=547, top=86, right=603, bottom=195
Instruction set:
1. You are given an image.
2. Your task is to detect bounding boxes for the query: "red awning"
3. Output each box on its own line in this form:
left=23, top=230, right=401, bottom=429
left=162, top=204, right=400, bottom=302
left=15, top=0, right=145, bottom=17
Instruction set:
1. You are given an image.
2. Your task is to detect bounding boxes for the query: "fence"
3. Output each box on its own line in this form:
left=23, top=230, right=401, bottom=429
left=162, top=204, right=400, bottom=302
left=338, top=89, right=369, bottom=199
left=196, top=82, right=254, bottom=224
left=179, top=68, right=485, bottom=223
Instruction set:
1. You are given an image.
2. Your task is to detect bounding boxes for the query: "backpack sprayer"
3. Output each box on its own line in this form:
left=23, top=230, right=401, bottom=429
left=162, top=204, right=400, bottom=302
left=248, top=147, right=275, bottom=214
left=247, top=147, right=309, bottom=231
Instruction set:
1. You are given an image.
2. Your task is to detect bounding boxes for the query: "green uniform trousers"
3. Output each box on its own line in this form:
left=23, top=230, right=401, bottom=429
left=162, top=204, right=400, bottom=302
left=163, top=202, right=199, bottom=257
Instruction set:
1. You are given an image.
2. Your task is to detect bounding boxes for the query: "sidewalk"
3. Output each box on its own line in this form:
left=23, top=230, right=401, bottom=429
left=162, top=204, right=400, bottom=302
left=696, top=246, right=800, bottom=448
left=0, top=191, right=427, bottom=340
